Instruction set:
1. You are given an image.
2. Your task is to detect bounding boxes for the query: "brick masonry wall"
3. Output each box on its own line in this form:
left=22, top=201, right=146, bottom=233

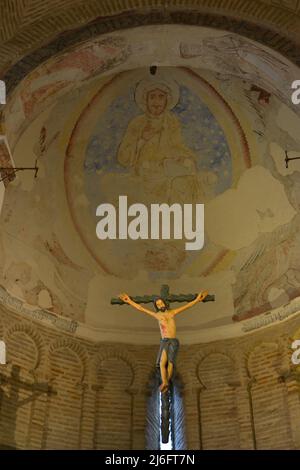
left=1, top=0, right=300, bottom=81
left=95, top=357, right=133, bottom=450
left=197, top=353, right=240, bottom=449
left=46, top=347, right=83, bottom=449
left=247, top=343, right=294, bottom=449
left=0, top=305, right=300, bottom=450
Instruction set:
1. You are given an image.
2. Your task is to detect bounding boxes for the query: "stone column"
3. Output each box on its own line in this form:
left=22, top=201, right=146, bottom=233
left=27, top=372, right=52, bottom=450
left=280, top=370, right=300, bottom=449
left=182, top=383, right=202, bottom=450
left=235, top=377, right=256, bottom=450
left=79, top=382, right=97, bottom=449
left=277, top=336, right=300, bottom=449
left=130, top=386, right=149, bottom=450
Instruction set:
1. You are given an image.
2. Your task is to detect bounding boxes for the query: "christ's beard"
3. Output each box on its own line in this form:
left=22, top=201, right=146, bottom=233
left=159, top=307, right=167, bottom=312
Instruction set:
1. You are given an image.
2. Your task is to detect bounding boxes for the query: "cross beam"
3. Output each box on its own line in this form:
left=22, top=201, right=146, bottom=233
left=111, top=284, right=215, bottom=306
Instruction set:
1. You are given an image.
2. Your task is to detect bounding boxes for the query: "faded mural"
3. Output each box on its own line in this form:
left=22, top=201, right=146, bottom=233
left=84, top=76, right=229, bottom=204
left=65, top=67, right=252, bottom=281
left=0, top=25, right=300, bottom=343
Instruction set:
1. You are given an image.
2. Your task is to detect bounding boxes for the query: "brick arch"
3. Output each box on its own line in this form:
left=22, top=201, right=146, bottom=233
left=93, top=346, right=137, bottom=450
left=245, top=341, right=294, bottom=449
left=44, top=340, right=87, bottom=449
left=1, top=0, right=300, bottom=94
left=246, top=341, right=283, bottom=379
left=196, top=351, right=240, bottom=449
left=48, top=338, right=88, bottom=381
left=179, top=346, right=239, bottom=377
left=196, top=351, right=237, bottom=388
left=0, top=324, right=45, bottom=450
left=93, top=346, right=140, bottom=390
left=98, top=357, right=133, bottom=391
left=179, top=347, right=237, bottom=389
left=4, top=323, right=45, bottom=371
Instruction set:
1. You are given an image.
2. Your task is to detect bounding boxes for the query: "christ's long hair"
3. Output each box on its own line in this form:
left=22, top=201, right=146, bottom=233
left=153, top=297, right=169, bottom=312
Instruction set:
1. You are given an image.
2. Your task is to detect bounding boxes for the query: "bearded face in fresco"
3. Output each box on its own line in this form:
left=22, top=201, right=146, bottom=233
left=116, top=78, right=202, bottom=202
left=146, top=88, right=168, bottom=117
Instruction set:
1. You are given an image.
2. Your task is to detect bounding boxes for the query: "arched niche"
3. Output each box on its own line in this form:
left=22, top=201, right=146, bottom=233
left=94, top=356, right=134, bottom=450
left=197, top=352, right=240, bottom=450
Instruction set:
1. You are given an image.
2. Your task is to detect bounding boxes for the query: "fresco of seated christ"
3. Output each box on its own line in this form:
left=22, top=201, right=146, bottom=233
left=115, top=78, right=210, bottom=204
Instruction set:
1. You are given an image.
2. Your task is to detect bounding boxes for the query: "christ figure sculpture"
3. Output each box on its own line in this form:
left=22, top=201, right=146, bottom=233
left=118, top=291, right=208, bottom=393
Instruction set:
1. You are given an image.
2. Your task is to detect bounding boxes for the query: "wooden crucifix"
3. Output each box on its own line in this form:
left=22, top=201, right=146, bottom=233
left=111, top=284, right=215, bottom=444
left=111, top=284, right=215, bottom=306
left=111, top=284, right=215, bottom=392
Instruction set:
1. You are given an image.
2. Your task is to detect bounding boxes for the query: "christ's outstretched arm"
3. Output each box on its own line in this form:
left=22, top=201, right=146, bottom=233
left=172, top=291, right=208, bottom=315
left=119, top=293, right=157, bottom=318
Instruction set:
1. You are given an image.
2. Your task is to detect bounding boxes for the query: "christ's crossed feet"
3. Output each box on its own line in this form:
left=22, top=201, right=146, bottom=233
left=160, top=381, right=169, bottom=393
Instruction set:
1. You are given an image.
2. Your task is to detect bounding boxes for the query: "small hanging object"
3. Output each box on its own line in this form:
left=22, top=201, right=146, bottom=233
left=285, top=150, right=300, bottom=169
left=0, top=158, right=39, bottom=184
left=150, top=65, right=157, bottom=76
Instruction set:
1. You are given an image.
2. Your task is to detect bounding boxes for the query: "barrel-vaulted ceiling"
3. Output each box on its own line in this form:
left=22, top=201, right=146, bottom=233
left=1, top=1, right=300, bottom=345
left=1, top=0, right=300, bottom=80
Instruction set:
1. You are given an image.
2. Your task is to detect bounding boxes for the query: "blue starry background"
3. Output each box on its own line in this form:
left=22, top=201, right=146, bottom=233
left=84, top=84, right=232, bottom=208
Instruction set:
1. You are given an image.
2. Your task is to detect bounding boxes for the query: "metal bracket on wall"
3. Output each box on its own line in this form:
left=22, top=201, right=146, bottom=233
left=285, top=150, right=300, bottom=169
left=0, top=162, right=39, bottom=183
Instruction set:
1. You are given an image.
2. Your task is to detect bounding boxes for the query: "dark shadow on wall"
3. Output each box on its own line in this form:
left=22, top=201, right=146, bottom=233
left=0, top=365, right=21, bottom=449
left=172, top=374, right=186, bottom=450
left=146, top=368, right=186, bottom=450
left=146, top=370, right=160, bottom=450
left=0, top=365, right=54, bottom=450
